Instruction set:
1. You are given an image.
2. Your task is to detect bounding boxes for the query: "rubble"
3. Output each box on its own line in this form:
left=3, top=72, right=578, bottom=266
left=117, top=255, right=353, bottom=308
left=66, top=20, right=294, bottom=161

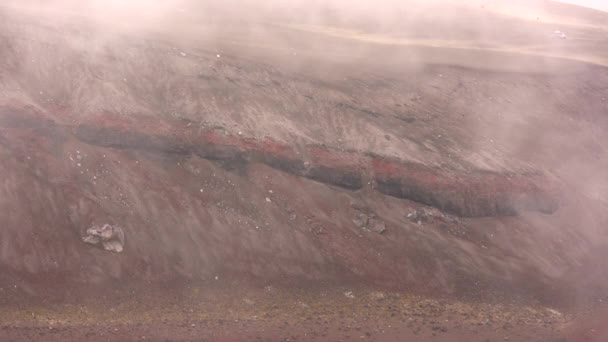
left=352, top=209, right=387, bottom=234
left=82, top=224, right=125, bottom=253
left=406, top=207, right=459, bottom=225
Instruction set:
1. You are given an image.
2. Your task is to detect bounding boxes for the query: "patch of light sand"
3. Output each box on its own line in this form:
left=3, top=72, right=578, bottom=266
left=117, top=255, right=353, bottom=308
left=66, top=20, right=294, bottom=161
left=285, top=24, right=608, bottom=68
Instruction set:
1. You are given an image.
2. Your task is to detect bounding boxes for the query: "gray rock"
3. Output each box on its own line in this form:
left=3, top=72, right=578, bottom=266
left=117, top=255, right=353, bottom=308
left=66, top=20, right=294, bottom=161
left=369, top=220, right=387, bottom=234
left=353, top=209, right=387, bottom=234
left=352, top=213, right=369, bottom=228
left=82, top=224, right=125, bottom=253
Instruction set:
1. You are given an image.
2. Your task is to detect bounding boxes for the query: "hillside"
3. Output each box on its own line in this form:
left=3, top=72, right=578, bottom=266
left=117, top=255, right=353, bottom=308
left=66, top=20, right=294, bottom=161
left=1, top=1, right=607, bottom=341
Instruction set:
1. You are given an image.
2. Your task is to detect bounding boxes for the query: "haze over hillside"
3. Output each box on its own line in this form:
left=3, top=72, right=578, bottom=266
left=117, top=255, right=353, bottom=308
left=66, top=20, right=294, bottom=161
left=555, top=0, right=608, bottom=11
left=1, top=1, right=607, bottom=341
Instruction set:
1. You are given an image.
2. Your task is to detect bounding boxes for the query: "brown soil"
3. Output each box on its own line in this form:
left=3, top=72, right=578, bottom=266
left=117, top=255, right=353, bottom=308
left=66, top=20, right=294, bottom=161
left=1, top=1, right=608, bottom=341
left=0, top=283, right=571, bottom=342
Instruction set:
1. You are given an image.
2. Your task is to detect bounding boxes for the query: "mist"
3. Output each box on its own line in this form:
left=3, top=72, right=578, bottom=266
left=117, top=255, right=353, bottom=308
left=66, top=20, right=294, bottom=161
left=1, top=0, right=607, bottom=341
left=555, top=0, right=608, bottom=11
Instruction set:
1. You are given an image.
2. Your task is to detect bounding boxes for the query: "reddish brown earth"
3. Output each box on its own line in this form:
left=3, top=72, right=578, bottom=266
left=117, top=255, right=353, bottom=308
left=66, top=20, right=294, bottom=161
left=0, top=103, right=560, bottom=217
left=1, top=1, right=608, bottom=341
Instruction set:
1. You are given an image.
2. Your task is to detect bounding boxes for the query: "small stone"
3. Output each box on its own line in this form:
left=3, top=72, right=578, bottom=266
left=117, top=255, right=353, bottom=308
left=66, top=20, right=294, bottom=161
left=370, top=220, right=387, bottom=234
left=353, top=213, right=369, bottom=228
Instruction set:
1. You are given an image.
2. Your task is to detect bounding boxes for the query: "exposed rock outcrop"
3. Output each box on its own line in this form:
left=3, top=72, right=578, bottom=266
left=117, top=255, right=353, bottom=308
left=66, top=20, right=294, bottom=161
left=0, top=104, right=559, bottom=218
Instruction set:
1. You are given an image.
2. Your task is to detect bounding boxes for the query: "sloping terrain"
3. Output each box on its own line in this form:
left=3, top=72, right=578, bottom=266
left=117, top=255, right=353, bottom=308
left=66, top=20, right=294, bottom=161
left=1, top=1, right=608, bottom=341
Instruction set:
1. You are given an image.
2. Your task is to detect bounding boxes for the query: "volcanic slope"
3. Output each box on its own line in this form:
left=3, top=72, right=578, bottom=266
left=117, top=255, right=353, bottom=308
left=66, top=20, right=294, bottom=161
left=1, top=1, right=608, bottom=341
